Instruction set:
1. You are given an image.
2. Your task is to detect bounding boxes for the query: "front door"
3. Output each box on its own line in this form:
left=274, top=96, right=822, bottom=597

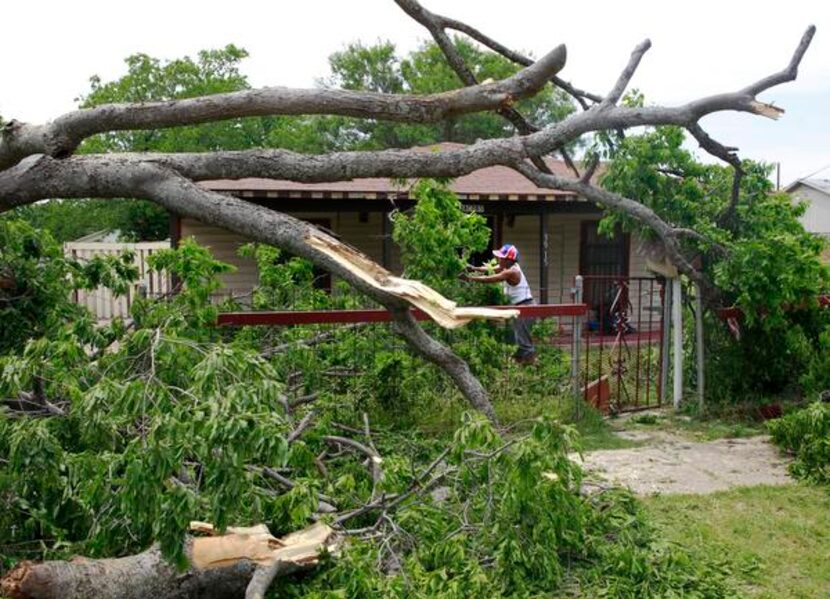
left=579, top=220, right=629, bottom=314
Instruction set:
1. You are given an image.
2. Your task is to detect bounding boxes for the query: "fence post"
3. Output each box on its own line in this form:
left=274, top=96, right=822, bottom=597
left=571, top=276, right=583, bottom=400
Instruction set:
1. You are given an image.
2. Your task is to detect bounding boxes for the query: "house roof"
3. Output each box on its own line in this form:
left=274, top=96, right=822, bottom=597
left=784, top=178, right=830, bottom=196
left=199, top=142, right=590, bottom=202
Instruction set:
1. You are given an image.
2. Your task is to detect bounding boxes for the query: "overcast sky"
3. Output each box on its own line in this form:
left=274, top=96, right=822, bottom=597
left=3, top=0, right=828, bottom=184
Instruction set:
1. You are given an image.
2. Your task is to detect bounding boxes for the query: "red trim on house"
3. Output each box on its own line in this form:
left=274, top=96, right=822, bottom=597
left=216, top=303, right=588, bottom=327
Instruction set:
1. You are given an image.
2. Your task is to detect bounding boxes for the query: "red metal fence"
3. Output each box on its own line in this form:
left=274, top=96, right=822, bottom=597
left=216, top=276, right=666, bottom=415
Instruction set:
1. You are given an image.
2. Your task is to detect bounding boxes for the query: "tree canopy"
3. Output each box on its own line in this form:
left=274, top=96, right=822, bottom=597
left=0, top=2, right=821, bottom=593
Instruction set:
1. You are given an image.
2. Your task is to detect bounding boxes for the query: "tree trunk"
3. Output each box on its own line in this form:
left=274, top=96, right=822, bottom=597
left=1, top=546, right=254, bottom=599
left=1, top=523, right=335, bottom=599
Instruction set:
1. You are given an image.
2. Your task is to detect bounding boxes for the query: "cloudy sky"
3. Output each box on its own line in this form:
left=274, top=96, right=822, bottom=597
left=3, top=0, right=828, bottom=184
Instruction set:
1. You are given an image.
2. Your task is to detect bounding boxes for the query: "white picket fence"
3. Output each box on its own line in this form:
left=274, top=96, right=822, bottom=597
left=64, top=241, right=171, bottom=321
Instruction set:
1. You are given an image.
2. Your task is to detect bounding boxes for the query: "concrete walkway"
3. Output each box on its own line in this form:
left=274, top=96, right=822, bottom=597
left=577, top=432, right=792, bottom=495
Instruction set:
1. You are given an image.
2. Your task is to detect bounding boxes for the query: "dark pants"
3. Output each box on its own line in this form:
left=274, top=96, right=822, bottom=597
left=510, top=299, right=536, bottom=358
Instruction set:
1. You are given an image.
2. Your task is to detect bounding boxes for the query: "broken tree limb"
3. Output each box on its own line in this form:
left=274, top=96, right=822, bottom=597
left=306, top=234, right=518, bottom=329
left=0, top=523, right=337, bottom=599
left=0, top=45, right=566, bottom=172
left=0, top=26, right=814, bottom=424
left=0, top=157, right=508, bottom=421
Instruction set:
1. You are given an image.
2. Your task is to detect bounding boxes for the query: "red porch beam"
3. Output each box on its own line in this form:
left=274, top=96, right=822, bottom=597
left=216, top=303, right=588, bottom=327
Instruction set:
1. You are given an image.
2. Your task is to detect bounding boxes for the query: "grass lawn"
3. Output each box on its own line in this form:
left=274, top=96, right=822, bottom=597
left=644, top=484, right=830, bottom=598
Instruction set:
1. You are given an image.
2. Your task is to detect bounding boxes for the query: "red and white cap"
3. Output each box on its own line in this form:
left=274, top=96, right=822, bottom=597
left=493, top=244, right=519, bottom=261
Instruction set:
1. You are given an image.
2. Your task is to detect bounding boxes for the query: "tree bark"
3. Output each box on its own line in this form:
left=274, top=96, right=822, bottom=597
left=1, top=546, right=254, bottom=599
left=1, top=523, right=335, bottom=599
left=0, top=45, right=566, bottom=172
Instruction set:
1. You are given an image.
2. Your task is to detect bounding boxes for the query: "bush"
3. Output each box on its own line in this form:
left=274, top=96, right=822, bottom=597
left=0, top=229, right=739, bottom=596
left=0, top=219, right=138, bottom=355
left=768, top=401, right=830, bottom=484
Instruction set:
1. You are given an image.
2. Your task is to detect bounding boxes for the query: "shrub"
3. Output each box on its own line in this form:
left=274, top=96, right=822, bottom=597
left=768, top=401, right=830, bottom=484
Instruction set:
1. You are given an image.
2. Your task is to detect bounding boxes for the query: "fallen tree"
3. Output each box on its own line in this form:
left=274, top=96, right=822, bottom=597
left=0, top=3, right=818, bottom=596
left=0, top=0, right=815, bottom=421
left=0, top=218, right=748, bottom=597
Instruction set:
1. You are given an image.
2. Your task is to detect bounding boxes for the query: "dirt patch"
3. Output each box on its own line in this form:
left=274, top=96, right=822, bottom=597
left=576, top=433, right=792, bottom=495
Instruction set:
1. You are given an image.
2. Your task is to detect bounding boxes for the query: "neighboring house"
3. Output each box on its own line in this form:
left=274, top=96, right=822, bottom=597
left=785, top=178, right=830, bottom=237
left=178, top=143, right=658, bottom=314
left=785, top=178, right=830, bottom=262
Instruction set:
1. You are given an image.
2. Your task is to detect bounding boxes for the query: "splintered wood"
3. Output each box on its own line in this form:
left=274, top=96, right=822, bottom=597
left=0, top=522, right=338, bottom=599
left=188, top=521, right=336, bottom=570
left=307, top=233, right=518, bottom=329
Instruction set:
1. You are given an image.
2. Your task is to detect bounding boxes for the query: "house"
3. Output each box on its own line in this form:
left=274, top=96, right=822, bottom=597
left=785, top=178, right=830, bottom=237
left=177, top=143, right=659, bottom=314
left=785, top=178, right=830, bottom=262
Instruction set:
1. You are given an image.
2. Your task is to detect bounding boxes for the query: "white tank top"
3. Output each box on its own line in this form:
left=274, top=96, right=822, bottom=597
left=503, top=264, right=533, bottom=305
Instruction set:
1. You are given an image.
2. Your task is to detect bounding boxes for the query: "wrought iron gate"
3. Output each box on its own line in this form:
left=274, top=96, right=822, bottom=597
left=576, top=275, right=666, bottom=413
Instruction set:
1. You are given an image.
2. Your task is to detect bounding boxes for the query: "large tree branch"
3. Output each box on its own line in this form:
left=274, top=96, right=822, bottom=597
left=393, top=0, right=563, bottom=175
left=512, top=162, right=720, bottom=297
left=687, top=122, right=745, bottom=228
left=0, top=45, right=566, bottom=172
left=394, top=0, right=603, bottom=109
left=1, top=18, right=810, bottom=192
left=602, top=40, right=652, bottom=108
left=0, top=156, right=502, bottom=421
left=743, top=25, right=816, bottom=96
left=0, top=26, right=813, bottom=185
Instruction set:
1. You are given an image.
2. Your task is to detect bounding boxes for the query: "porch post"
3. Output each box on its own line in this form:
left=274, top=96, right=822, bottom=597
left=672, top=277, right=683, bottom=408
left=660, top=280, right=671, bottom=406
left=381, top=210, right=392, bottom=270
left=539, top=207, right=549, bottom=304
left=169, top=213, right=181, bottom=249
left=571, top=275, right=583, bottom=400
left=695, top=282, right=705, bottom=409
left=168, top=213, right=181, bottom=294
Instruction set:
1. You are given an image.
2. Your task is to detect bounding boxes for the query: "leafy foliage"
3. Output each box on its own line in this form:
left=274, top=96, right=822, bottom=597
left=0, top=219, right=137, bottom=354
left=600, top=124, right=830, bottom=402
left=1, top=218, right=732, bottom=595
left=392, top=178, right=495, bottom=301
left=601, top=125, right=828, bottom=323
left=79, top=45, right=256, bottom=154
left=320, top=38, right=575, bottom=149
left=265, top=417, right=734, bottom=598
left=768, top=402, right=830, bottom=484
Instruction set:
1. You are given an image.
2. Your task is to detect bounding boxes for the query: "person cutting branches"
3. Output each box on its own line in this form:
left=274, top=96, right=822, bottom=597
left=461, top=243, right=537, bottom=364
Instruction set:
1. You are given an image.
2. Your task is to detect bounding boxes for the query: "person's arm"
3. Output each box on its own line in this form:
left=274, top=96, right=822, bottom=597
left=466, top=263, right=502, bottom=273
left=462, top=265, right=520, bottom=285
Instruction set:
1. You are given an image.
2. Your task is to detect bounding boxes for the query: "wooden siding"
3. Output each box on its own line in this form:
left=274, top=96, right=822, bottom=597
left=181, top=213, right=391, bottom=296
left=184, top=211, right=658, bottom=313
left=181, top=219, right=259, bottom=297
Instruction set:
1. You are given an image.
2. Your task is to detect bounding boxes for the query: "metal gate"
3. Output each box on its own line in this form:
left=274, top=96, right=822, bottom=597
left=576, top=275, right=666, bottom=413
